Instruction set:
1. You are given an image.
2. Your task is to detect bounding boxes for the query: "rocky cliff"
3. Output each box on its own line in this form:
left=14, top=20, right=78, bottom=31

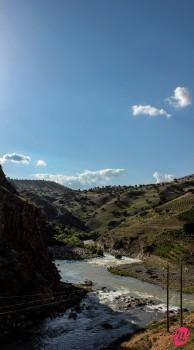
left=0, top=165, right=60, bottom=298
left=0, top=165, right=16, bottom=194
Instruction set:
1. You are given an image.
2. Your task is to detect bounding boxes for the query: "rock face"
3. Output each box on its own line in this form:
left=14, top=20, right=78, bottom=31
left=0, top=165, right=60, bottom=298
left=0, top=166, right=16, bottom=194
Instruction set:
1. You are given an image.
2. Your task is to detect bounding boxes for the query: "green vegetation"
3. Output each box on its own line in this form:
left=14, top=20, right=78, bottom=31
left=84, top=244, right=104, bottom=256
left=53, top=224, right=100, bottom=241
left=55, top=233, right=84, bottom=247
left=152, top=229, right=188, bottom=260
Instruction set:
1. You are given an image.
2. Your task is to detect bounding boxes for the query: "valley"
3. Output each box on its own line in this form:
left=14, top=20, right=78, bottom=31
left=13, top=175, right=194, bottom=279
left=1, top=167, right=194, bottom=348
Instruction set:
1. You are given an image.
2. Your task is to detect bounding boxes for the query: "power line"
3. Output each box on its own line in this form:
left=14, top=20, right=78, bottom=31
left=0, top=298, right=73, bottom=317
left=180, top=260, right=183, bottom=327
left=0, top=293, right=71, bottom=311
left=0, top=289, right=72, bottom=302
left=0, top=292, right=47, bottom=300
left=0, top=288, right=71, bottom=300
left=166, top=263, right=170, bottom=332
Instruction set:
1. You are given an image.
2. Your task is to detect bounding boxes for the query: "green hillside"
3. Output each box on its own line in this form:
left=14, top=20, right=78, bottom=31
left=12, top=175, right=194, bottom=264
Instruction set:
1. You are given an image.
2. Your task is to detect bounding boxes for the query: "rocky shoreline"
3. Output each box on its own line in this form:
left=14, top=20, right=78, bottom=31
left=95, top=286, right=180, bottom=314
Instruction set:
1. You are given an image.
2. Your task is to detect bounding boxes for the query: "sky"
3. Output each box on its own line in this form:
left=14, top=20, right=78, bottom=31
left=0, top=0, right=194, bottom=189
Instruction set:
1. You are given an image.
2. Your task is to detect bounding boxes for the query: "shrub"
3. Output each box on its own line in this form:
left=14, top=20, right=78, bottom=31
left=179, top=207, right=194, bottom=223
left=55, top=234, right=84, bottom=248
left=85, top=244, right=104, bottom=256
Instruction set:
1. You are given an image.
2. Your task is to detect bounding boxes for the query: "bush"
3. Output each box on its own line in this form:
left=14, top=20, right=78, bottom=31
left=76, top=231, right=100, bottom=240
left=55, top=234, right=84, bottom=248
left=85, top=244, right=104, bottom=256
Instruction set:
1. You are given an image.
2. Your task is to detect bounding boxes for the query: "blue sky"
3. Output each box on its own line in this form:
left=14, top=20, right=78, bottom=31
left=0, top=0, right=193, bottom=188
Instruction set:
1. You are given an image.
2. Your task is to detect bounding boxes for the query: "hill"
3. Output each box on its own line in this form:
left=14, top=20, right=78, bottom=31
left=12, top=175, right=194, bottom=265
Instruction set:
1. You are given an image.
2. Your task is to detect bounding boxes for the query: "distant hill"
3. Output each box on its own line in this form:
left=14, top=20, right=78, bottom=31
left=13, top=179, right=87, bottom=232
left=13, top=175, right=194, bottom=264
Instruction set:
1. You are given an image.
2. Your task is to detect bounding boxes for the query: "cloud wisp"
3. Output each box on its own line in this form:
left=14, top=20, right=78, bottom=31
left=131, top=105, right=171, bottom=118
left=36, top=160, right=47, bottom=167
left=153, top=171, right=174, bottom=184
left=34, top=168, right=125, bottom=189
left=167, top=86, right=192, bottom=108
left=0, top=153, right=31, bottom=165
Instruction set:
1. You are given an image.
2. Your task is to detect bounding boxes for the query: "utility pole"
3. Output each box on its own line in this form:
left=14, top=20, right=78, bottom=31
left=167, top=263, right=170, bottom=332
left=180, top=261, right=183, bottom=327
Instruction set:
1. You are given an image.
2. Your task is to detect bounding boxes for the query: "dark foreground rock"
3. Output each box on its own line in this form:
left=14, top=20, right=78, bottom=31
left=0, top=165, right=60, bottom=298
left=0, top=165, right=88, bottom=338
left=0, top=283, right=89, bottom=340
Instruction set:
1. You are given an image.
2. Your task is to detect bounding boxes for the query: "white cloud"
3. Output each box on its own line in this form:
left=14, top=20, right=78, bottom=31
left=34, top=168, right=125, bottom=189
left=153, top=171, right=174, bottom=184
left=36, top=160, right=47, bottom=167
left=167, top=86, right=192, bottom=108
left=131, top=105, right=171, bottom=118
left=0, top=153, right=31, bottom=165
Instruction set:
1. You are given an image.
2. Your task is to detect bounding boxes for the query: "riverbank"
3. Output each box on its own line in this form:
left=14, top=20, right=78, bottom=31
left=110, top=311, right=194, bottom=350
left=108, top=255, right=194, bottom=294
left=50, top=247, right=194, bottom=294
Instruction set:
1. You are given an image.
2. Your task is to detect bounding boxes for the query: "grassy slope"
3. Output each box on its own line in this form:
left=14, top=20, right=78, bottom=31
left=116, top=312, right=194, bottom=350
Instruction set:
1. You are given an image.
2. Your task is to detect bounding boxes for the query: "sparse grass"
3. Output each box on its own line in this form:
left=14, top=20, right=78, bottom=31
left=116, top=313, right=194, bottom=350
left=151, top=229, right=192, bottom=261
left=157, top=193, right=194, bottom=215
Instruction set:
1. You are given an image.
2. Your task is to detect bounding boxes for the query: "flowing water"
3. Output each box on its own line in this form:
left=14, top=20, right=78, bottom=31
left=2, top=254, right=194, bottom=350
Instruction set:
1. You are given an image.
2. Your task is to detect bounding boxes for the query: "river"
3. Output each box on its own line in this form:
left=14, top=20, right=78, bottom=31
left=2, top=254, right=194, bottom=350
